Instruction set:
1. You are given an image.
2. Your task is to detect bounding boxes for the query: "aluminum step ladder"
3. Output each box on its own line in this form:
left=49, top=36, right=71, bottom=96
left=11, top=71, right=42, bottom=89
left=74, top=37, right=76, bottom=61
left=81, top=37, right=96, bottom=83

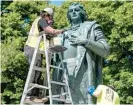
left=20, top=32, right=73, bottom=105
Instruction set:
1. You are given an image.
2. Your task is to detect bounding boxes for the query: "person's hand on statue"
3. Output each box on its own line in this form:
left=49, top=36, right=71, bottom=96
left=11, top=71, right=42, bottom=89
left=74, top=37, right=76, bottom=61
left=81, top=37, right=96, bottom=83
left=87, top=86, right=95, bottom=96
left=69, top=35, right=88, bottom=45
left=53, top=29, right=64, bottom=35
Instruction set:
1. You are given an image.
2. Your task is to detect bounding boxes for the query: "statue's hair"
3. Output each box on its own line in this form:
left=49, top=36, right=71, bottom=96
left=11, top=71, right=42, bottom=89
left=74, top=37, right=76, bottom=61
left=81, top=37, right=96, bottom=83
left=67, top=2, right=88, bottom=23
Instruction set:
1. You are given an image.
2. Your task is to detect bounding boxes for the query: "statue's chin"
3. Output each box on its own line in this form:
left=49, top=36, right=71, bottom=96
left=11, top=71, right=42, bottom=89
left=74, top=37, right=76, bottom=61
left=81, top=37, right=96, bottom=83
left=71, top=17, right=81, bottom=23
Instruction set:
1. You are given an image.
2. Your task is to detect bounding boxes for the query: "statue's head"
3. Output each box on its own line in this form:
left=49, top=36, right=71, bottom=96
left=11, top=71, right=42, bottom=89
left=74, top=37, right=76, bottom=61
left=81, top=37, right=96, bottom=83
left=67, top=2, right=88, bottom=24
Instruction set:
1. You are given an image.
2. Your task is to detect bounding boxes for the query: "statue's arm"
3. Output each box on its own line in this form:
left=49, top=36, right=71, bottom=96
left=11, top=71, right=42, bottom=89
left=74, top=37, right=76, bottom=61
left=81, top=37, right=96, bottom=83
left=85, top=24, right=110, bottom=58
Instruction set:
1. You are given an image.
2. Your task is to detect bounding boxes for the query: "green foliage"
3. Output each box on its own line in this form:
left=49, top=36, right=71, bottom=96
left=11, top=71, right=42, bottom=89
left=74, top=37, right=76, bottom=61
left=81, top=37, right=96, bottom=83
left=1, top=37, right=28, bottom=104
left=1, top=1, right=50, bottom=104
left=1, top=0, right=133, bottom=104
left=1, top=1, right=50, bottom=40
left=1, top=12, right=24, bottom=40
left=53, top=1, right=72, bottom=29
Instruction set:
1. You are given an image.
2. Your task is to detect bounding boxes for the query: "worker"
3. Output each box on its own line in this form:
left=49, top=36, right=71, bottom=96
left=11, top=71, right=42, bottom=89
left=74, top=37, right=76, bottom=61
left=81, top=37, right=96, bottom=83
left=24, top=7, right=63, bottom=102
left=88, top=85, right=120, bottom=105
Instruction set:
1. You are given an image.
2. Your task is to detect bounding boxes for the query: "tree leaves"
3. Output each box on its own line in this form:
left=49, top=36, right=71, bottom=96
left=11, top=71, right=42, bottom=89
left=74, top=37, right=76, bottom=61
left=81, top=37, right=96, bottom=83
left=1, top=1, right=49, bottom=103
left=1, top=1, right=133, bottom=104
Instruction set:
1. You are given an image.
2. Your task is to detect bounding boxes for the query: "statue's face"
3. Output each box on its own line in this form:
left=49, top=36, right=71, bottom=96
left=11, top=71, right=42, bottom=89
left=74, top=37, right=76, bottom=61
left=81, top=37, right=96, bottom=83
left=68, top=5, right=82, bottom=22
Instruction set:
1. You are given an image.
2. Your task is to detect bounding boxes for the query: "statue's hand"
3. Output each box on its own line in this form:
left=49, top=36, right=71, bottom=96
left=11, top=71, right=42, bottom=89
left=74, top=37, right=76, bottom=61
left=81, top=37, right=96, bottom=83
left=69, top=36, right=88, bottom=45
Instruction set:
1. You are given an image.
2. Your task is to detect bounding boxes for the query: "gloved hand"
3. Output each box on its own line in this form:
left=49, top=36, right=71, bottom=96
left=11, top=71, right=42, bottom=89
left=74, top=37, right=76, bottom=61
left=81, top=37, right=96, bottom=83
left=87, top=86, right=95, bottom=95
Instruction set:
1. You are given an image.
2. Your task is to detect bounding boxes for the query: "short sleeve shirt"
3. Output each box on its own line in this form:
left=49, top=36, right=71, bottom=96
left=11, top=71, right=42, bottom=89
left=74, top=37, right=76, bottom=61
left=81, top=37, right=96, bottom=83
left=38, top=18, right=49, bottom=32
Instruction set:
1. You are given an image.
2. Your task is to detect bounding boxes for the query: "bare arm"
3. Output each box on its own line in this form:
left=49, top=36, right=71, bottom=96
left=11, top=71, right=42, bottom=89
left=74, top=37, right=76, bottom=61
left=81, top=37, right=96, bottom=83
left=93, top=89, right=102, bottom=97
left=38, top=18, right=63, bottom=36
left=43, top=26, right=63, bottom=35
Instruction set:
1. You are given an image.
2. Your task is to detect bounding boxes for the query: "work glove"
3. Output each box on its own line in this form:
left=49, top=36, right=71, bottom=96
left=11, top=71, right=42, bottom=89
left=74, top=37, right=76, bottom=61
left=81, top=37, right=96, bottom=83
left=87, top=86, right=95, bottom=95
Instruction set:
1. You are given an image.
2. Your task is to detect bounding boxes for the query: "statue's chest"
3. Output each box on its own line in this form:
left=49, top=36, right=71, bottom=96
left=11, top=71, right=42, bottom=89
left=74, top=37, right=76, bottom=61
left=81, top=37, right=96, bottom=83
left=63, top=30, right=77, bottom=48
left=63, top=30, right=80, bottom=58
left=67, top=29, right=82, bottom=37
left=64, top=29, right=79, bottom=45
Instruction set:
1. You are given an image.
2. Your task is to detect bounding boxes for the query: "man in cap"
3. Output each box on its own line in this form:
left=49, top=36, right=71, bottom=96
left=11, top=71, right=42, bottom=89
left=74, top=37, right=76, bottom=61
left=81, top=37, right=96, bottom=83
left=24, top=7, right=63, bottom=102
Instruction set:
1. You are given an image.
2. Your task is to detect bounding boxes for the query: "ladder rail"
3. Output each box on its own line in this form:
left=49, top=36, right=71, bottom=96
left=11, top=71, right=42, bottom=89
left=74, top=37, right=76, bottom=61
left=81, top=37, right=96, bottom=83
left=20, top=36, right=42, bottom=105
left=59, top=54, right=73, bottom=105
left=43, top=34, right=53, bottom=105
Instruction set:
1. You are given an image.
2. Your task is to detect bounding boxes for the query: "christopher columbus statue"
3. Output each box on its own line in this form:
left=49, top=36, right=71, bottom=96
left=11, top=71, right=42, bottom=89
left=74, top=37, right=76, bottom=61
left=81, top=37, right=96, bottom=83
left=53, top=2, right=110, bottom=104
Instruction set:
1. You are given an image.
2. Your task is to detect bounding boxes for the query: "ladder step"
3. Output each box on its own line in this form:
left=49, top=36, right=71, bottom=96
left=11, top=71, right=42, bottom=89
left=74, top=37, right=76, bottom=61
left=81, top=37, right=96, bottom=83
left=48, top=92, right=68, bottom=98
left=24, top=97, right=48, bottom=104
left=47, top=94, right=60, bottom=98
left=38, top=50, right=54, bottom=55
left=24, top=100, right=44, bottom=104
left=33, top=66, right=45, bottom=72
left=30, top=83, right=49, bottom=90
left=52, top=97, right=71, bottom=103
left=50, top=65, right=63, bottom=70
left=34, top=66, right=63, bottom=71
left=38, top=50, right=45, bottom=54
left=61, top=92, right=68, bottom=96
left=51, top=81, right=67, bottom=86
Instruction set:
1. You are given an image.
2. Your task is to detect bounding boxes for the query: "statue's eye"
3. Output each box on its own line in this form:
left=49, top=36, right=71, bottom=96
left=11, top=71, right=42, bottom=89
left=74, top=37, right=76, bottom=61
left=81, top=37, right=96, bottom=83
left=69, top=8, right=80, bottom=13
left=69, top=9, right=73, bottom=13
left=75, top=8, right=80, bottom=12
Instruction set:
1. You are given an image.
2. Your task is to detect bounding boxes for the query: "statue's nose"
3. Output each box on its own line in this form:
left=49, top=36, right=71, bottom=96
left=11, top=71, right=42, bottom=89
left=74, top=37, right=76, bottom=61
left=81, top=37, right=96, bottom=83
left=72, top=11, right=76, bottom=14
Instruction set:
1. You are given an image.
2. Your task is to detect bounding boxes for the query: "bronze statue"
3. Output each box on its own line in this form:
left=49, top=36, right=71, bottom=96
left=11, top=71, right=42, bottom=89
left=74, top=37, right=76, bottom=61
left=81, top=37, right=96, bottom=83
left=53, top=2, right=110, bottom=104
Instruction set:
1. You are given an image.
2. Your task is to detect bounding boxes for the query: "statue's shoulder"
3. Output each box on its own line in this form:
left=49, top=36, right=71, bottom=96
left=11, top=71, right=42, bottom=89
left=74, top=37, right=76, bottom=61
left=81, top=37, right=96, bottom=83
left=81, top=21, right=97, bottom=30
left=83, top=20, right=97, bottom=26
left=83, top=21, right=102, bottom=29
